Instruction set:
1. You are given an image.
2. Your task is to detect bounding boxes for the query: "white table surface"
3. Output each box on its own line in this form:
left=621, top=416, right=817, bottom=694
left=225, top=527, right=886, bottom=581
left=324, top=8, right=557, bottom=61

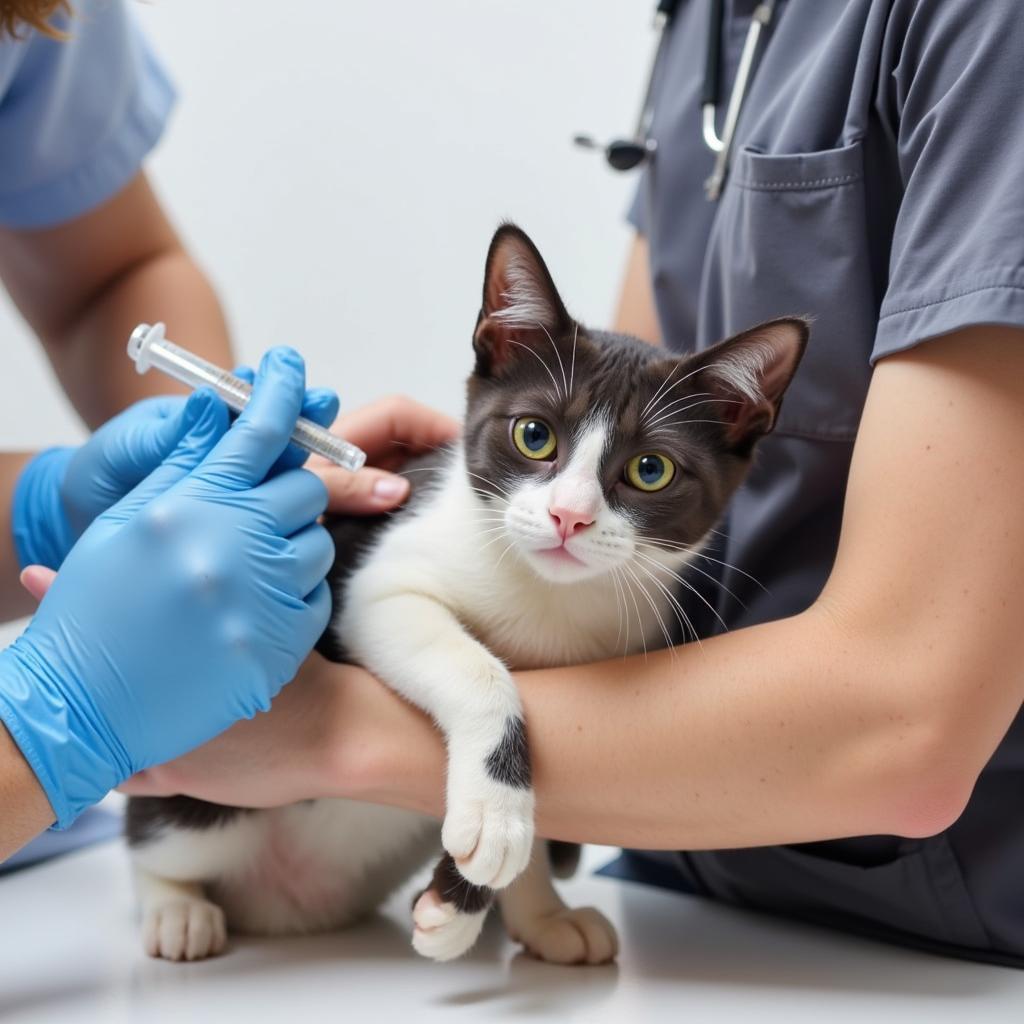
left=1, top=840, right=1022, bottom=1023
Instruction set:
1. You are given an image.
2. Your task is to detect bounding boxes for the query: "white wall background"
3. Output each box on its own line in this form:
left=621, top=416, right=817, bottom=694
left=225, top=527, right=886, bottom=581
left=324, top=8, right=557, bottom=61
left=0, top=0, right=652, bottom=644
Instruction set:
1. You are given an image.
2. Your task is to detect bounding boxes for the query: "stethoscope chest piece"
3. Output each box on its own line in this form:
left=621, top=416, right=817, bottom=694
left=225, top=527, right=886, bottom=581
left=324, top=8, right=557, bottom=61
left=574, top=0, right=777, bottom=201
left=572, top=134, right=658, bottom=173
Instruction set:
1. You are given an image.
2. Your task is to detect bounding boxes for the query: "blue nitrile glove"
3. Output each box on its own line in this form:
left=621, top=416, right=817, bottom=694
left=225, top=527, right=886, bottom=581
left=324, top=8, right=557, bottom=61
left=11, top=381, right=339, bottom=570
left=0, top=348, right=336, bottom=829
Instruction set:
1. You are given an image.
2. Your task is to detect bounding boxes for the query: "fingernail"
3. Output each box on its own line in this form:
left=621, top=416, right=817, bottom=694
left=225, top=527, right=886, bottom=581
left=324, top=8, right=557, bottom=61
left=372, top=476, right=409, bottom=502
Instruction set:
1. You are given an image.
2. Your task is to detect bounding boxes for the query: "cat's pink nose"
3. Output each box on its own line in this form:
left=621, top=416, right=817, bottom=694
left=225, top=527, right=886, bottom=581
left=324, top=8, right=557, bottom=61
left=549, top=506, right=595, bottom=539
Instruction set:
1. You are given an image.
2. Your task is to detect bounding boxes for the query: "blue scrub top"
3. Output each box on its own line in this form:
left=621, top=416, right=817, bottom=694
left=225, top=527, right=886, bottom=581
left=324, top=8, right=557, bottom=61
left=621, top=0, right=1024, bottom=967
left=0, top=0, right=174, bottom=228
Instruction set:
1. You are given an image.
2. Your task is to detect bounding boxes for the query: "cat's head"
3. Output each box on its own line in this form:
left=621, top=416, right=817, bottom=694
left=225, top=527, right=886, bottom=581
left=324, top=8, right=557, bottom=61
left=464, top=224, right=807, bottom=584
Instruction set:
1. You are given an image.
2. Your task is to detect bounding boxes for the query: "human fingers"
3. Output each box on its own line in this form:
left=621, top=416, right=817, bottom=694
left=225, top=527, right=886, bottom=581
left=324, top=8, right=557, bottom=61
left=193, top=348, right=307, bottom=491
left=19, top=565, right=56, bottom=603
left=104, top=390, right=229, bottom=521
left=333, top=395, right=460, bottom=470
left=241, top=468, right=328, bottom=536
left=235, top=366, right=339, bottom=473
left=314, top=464, right=411, bottom=515
left=288, top=524, right=337, bottom=599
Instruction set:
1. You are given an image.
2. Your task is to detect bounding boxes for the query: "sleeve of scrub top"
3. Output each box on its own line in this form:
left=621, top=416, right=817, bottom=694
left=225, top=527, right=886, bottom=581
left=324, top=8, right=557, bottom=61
left=0, top=0, right=174, bottom=229
left=872, top=0, right=1024, bottom=362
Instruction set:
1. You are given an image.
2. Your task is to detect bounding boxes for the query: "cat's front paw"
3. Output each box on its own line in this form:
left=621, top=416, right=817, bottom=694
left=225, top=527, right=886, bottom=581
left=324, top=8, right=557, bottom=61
left=442, top=779, right=534, bottom=889
left=512, top=906, right=619, bottom=966
left=142, top=898, right=227, bottom=962
left=412, top=888, right=489, bottom=962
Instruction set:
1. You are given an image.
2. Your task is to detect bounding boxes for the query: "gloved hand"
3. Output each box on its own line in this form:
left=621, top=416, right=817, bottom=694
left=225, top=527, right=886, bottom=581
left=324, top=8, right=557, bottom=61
left=0, top=348, right=335, bottom=828
left=11, top=380, right=339, bottom=570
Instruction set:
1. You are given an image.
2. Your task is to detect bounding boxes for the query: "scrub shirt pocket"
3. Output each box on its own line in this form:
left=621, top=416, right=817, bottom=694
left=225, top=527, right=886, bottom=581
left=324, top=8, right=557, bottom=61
left=702, top=140, right=876, bottom=441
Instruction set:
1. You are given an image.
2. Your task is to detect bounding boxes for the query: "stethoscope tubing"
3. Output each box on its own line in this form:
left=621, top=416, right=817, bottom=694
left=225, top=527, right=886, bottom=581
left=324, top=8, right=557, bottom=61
left=574, top=0, right=777, bottom=199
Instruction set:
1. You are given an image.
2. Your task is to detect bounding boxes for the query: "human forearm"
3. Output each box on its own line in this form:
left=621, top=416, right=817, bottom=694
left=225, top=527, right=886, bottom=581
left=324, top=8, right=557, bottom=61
left=42, top=245, right=230, bottom=427
left=526, top=605, right=963, bottom=847
left=0, top=453, right=38, bottom=621
left=122, top=602, right=966, bottom=848
left=0, top=721, right=54, bottom=861
left=0, top=173, right=232, bottom=429
left=347, top=602, right=963, bottom=849
left=613, top=234, right=660, bottom=344
left=355, top=329, right=1024, bottom=846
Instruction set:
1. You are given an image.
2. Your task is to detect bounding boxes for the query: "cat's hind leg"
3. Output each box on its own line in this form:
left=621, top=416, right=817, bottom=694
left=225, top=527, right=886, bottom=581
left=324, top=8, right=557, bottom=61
left=498, top=839, right=618, bottom=965
left=135, top=869, right=227, bottom=962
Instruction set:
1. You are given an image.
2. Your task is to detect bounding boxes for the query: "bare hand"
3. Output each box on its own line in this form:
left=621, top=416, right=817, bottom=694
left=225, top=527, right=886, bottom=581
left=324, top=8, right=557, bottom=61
left=308, top=395, right=460, bottom=515
left=118, top=654, right=444, bottom=813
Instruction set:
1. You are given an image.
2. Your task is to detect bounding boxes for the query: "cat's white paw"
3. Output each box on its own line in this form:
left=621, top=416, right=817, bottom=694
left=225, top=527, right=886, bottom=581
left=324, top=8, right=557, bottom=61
left=142, top=898, right=227, bottom=962
left=512, top=906, right=619, bottom=966
left=412, top=889, right=488, bottom=962
left=441, top=781, right=534, bottom=889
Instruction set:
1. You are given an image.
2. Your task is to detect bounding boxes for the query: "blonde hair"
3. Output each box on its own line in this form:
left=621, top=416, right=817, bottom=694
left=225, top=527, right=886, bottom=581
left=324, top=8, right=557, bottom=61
left=0, top=1, right=69, bottom=39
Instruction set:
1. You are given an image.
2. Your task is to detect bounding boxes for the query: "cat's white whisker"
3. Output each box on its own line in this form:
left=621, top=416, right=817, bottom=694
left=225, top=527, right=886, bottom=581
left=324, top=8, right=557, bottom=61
left=631, top=566, right=678, bottom=656
left=666, top=588, right=701, bottom=646
left=630, top=561, right=691, bottom=655
left=475, top=534, right=510, bottom=549
left=463, top=471, right=515, bottom=500
left=673, top=573, right=731, bottom=635
left=607, top=566, right=626, bottom=657
left=477, top=531, right=514, bottom=555
left=632, top=539, right=732, bottom=634
left=508, top=340, right=563, bottom=404
left=536, top=321, right=568, bottom=400
left=640, top=360, right=683, bottom=421
left=645, top=396, right=744, bottom=430
left=643, top=390, right=716, bottom=422
left=641, top=359, right=731, bottom=426
left=618, top=566, right=648, bottom=661
left=568, top=321, right=578, bottom=401
left=643, top=393, right=718, bottom=429
left=494, top=540, right=518, bottom=570
left=473, top=523, right=509, bottom=535
left=623, top=564, right=673, bottom=655
left=634, top=549, right=747, bottom=612
left=646, top=418, right=728, bottom=431
left=639, top=539, right=768, bottom=594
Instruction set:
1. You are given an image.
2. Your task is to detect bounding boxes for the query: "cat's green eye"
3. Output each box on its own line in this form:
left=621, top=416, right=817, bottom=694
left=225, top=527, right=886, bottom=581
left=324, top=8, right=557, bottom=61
left=625, top=453, right=676, bottom=492
left=512, top=417, right=557, bottom=460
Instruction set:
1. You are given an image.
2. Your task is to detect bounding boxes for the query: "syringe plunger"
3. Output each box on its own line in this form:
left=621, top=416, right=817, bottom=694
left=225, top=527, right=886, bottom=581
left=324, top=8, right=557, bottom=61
left=127, top=323, right=366, bottom=472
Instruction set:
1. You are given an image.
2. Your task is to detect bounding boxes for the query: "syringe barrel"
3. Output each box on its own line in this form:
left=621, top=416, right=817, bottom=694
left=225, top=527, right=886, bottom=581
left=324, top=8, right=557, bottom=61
left=127, top=323, right=366, bottom=472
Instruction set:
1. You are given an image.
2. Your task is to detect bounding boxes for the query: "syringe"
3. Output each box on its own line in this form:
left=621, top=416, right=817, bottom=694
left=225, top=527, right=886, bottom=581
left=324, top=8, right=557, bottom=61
left=127, top=323, right=366, bottom=472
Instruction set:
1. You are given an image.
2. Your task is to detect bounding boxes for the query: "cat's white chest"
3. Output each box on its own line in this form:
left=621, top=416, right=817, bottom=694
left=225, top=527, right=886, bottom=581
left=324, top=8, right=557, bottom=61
left=455, top=569, right=640, bottom=669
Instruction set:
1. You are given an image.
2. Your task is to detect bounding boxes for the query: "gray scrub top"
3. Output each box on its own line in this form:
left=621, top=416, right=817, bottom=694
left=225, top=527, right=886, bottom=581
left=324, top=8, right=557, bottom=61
left=623, top=0, right=1024, bottom=966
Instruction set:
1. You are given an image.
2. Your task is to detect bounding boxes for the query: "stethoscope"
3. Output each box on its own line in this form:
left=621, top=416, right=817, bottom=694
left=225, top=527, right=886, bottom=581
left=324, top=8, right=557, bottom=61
left=574, top=0, right=777, bottom=200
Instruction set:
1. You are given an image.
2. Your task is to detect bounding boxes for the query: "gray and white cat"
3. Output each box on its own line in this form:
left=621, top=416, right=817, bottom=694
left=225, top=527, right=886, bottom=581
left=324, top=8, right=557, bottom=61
left=126, top=224, right=807, bottom=965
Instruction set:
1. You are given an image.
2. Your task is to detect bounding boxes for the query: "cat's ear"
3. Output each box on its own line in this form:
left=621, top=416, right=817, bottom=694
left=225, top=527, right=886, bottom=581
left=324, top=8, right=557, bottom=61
left=473, top=224, right=574, bottom=377
left=688, top=317, right=809, bottom=452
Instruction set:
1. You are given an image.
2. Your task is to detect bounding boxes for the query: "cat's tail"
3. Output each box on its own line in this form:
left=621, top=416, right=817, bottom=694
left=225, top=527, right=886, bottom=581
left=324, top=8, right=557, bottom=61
left=411, top=853, right=494, bottom=961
